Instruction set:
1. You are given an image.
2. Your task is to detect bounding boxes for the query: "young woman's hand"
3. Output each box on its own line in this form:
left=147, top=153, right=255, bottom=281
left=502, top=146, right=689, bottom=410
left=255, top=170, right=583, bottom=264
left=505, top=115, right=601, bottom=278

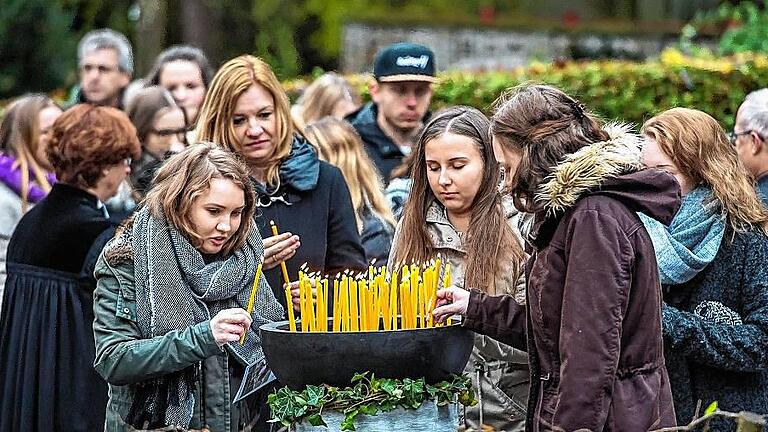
left=209, top=308, right=253, bottom=346
left=432, top=287, right=470, bottom=323
left=262, top=232, right=300, bottom=270
left=288, top=280, right=318, bottom=313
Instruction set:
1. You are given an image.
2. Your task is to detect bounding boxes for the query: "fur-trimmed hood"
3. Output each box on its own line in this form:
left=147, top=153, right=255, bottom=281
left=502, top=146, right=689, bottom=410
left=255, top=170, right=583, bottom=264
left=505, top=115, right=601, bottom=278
left=536, top=123, right=644, bottom=214
left=528, top=123, right=681, bottom=248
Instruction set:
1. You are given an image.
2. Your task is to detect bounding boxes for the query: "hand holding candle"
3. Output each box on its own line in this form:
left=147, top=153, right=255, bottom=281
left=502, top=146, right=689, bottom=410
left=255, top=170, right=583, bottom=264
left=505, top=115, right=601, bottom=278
left=262, top=232, right=300, bottom=270
left=240, top=261, right=264, bottom=345
left=432, top=286, right=469, bottom=323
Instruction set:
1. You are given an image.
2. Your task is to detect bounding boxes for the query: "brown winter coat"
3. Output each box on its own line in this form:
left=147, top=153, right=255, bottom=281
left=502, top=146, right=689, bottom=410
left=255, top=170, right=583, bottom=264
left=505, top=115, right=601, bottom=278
left=463, top=126, right=680, bottom=432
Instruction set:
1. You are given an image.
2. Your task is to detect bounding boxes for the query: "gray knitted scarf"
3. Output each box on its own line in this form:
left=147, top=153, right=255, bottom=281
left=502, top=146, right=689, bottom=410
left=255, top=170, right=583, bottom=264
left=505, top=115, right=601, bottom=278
left=127, top=206, right=284, bottom=429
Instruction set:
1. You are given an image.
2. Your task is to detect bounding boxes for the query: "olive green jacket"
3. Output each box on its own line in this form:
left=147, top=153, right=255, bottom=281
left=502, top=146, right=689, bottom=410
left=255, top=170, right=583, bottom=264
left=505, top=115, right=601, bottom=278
left=92, top=239, right=261, bottom=432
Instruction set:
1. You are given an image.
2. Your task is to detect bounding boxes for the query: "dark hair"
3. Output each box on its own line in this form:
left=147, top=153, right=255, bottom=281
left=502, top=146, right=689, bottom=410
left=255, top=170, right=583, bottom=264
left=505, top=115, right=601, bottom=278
left=126, top=85, right=180, bottom=144
left=391, top=106, right=524, bottom=292
left=491, top=83, right=609, bottom=213
left=47, top=104, right=141, bottom=188
left=146, top=45, right=214, bottom=89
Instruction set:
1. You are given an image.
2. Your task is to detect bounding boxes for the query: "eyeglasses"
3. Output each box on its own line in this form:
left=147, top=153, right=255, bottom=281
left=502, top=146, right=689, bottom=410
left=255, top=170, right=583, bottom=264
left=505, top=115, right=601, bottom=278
left=729, top=130, right=753, bottom=145
left=123, top=158, right=132, bottom=166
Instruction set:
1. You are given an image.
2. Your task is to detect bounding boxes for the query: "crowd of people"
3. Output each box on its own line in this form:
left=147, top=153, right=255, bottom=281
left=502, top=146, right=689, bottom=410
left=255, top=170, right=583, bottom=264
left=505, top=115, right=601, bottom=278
left=0, top=26, right=768, bottom=432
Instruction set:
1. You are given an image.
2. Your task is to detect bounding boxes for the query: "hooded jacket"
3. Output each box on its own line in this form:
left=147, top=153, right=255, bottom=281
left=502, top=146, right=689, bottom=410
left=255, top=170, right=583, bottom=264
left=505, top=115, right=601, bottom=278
left=347, top=102, right=429, bottom=183
left=462, top=125, right=680, bottom=432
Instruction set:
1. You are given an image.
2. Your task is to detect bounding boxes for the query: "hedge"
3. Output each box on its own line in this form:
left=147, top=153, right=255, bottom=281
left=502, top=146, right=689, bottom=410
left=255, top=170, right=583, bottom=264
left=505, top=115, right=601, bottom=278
left=285, top=49, right=768, bottom=130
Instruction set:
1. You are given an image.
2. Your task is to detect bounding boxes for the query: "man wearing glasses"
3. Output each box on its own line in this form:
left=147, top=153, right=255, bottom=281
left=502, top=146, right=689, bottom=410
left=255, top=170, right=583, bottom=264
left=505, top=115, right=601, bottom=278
left=732, top=88, right=768, bottom=204
left=73, top=29, right=133, bottom=109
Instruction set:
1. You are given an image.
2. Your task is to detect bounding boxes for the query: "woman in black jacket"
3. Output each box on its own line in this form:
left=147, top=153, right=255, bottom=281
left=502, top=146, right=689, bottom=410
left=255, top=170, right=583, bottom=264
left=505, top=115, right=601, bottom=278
left=0, top=104, right=141, bottom=431
left=196, top=55, right=366, bottom=306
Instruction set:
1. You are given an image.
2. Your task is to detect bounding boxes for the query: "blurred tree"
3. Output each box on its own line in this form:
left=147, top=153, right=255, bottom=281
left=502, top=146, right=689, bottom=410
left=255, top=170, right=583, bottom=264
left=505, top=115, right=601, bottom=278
left=0, top=0, right=134, bottom=99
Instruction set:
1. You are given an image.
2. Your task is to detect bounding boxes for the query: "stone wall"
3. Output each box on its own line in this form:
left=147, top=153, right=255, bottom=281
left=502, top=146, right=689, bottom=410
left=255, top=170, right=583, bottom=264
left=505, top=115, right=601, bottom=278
left=342, top=23, right=683, bottom=73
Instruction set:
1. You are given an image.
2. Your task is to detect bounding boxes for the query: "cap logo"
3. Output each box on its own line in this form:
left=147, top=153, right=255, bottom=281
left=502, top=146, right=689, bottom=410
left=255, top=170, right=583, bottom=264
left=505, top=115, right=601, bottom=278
left=396, top=55, right=430, bottom=69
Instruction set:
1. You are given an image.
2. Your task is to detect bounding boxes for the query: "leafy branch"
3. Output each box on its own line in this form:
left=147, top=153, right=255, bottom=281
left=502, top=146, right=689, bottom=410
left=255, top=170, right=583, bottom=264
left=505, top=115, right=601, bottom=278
left=267, top=372, right=476, bottom=431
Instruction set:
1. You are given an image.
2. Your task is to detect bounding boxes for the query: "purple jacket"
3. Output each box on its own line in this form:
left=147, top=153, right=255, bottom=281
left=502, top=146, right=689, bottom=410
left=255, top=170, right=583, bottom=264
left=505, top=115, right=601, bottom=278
left=0, top=154, right=55, bottom=202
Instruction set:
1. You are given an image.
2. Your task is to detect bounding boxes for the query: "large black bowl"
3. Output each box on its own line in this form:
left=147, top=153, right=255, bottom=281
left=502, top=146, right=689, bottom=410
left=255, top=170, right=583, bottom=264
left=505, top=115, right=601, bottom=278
left=260, top=319, right=474, bottom=389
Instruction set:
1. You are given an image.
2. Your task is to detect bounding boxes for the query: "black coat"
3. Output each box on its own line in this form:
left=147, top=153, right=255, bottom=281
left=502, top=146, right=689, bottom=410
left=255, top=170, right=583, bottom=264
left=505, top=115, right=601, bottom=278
left=0, top=183, right=115, bottom=431
left=254, top=137, right=366, bottom=307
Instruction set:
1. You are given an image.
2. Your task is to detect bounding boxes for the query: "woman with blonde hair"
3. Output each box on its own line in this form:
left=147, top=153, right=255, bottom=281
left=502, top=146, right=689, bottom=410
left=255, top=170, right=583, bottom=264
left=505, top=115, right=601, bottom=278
left=196, top=55, right=365, bottom=305
left=0, top=94, right=61, bottom=305
left=93, top=143, right=284, bottom=431
left=641, top=107, right=768, bottom=430
left=291, top=72, right=360, bottom=132
left=304, top=118, right=395, bottom=263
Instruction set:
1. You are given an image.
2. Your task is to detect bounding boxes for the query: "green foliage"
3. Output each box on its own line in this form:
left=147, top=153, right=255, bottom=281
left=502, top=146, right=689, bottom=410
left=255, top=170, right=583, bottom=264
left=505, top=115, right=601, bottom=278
left=285, top=51, right=768, bottom=130
left=0, top=0, right=134, bottom=99
left=683, top=1, right=768, bottom=55
left=267, top=372, right=475, bottom=431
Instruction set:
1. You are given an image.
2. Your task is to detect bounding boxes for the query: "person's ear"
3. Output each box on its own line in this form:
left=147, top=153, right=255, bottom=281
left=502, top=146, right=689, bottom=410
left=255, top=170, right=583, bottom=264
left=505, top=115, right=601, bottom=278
left=119, top=72, right=131, bottom=88
left=369, top=81, right=381, bottom=104
left=751, top=131, right=764, bottom=156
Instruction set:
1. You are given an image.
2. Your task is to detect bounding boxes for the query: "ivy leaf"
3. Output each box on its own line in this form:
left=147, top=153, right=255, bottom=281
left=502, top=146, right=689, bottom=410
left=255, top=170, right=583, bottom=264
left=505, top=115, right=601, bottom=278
left=306, top=385, right=325, bottom=405
left=359, top=404, right=379, bottom=416
left=351, top=372, right=368, bottom=383
left=341, top=408, right=359, bottom=431
left=380, top=379, right=397, bottom=395
left=705, top=401, right=719, bottom=416
left=307, top=413, right=327, bottom=427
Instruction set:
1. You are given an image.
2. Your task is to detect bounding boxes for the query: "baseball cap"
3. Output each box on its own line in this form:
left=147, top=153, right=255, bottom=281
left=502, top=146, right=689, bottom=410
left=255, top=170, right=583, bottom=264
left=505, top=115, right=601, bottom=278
left=373, top=43, right=437, bottom=83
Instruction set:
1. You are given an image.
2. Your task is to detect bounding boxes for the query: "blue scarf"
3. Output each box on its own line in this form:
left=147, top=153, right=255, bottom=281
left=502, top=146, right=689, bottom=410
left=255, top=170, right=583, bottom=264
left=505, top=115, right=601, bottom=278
left=638, top=186, right=725, bottom=285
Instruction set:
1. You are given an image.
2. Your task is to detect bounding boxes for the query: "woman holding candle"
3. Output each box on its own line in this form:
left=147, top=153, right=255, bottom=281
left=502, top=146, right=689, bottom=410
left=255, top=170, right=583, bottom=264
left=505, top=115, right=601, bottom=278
left=92, top=143, right=284, bottom=431
left=388, top=106, right=529, bottom=431
left=433, top=85, right=679, bottom=431
left=196, top=55, right=366, bottom=304
left=0, top=104, right=140, bottom=431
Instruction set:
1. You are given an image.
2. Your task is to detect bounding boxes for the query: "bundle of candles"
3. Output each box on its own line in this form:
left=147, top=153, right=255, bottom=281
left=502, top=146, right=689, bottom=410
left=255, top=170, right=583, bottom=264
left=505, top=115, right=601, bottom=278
left=257, top=221, right=455, bottom=334
left=286, top=261, right=453, bottom=333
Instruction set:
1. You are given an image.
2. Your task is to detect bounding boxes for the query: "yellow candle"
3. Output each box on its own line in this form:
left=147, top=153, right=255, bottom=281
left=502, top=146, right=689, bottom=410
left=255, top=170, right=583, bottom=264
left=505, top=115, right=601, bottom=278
left=389, top=270, right=399, bottom=330
left=270, top=220, right=292, bottom=286
left=341, top=277, right=349, bottom=331
left=443, top=263, right=452, bottom=325
left=333, top=279, right=341, bottom=332
left=285, top=284, right=297, bottom=332
left=299, top=274, right=309, bottom=333
left=359, top=279, right=368, bottom=331
left=322, top=278, right=329, bottom=332
left=307, top=278, right=316, bottom=332
left=240, top=262, right=263, bottom=345
left=350, top=279, right=359, bottom=331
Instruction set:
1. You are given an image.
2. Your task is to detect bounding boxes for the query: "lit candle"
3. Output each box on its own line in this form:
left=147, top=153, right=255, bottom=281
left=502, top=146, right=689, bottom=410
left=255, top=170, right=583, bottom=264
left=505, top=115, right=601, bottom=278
left=333, top=278, right=341, bottom=332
